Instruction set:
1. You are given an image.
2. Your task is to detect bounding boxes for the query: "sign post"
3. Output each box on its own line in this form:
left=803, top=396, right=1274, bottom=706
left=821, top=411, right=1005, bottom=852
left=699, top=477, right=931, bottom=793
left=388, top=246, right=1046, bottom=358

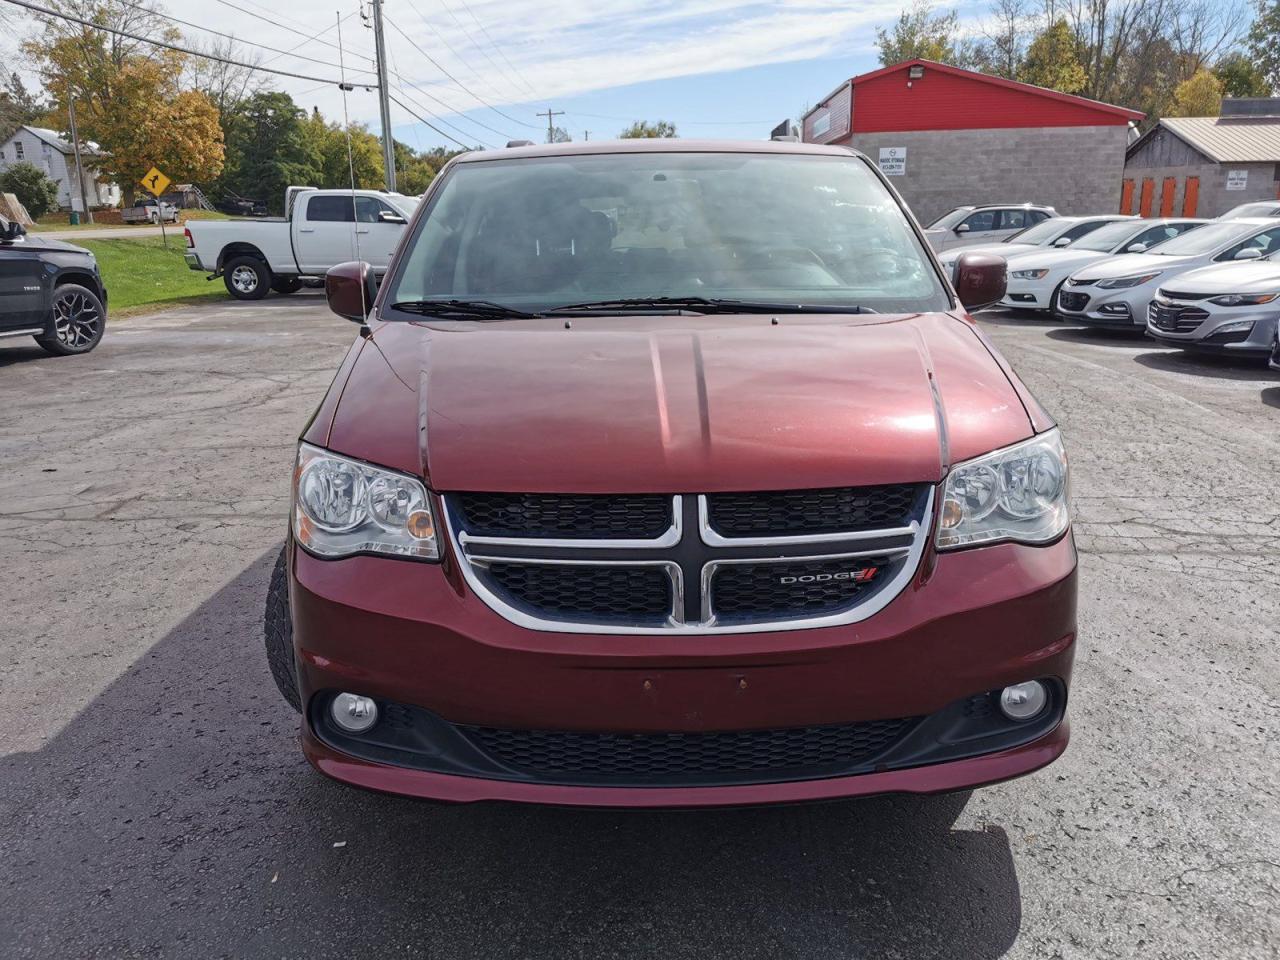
left=139, top=166, right=172, bottom=247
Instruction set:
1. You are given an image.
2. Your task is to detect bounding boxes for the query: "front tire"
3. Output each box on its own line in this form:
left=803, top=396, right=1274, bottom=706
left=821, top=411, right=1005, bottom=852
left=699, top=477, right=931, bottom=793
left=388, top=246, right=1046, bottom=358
left=35, top=283, right=106, bottom=356
left=224, top=256, right=272, bottom=300
left=264, top=547, right=301, bottom=712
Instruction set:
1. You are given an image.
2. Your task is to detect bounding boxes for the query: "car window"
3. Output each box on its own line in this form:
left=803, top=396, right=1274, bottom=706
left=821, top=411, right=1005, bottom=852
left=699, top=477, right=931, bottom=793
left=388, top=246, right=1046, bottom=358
left=1131, top=223, right=1194, bottom=249
left=1219, top=202, right=1280, bottom=219
left=998, top=210, right=1027, bottom=230
left=306, top=195, right=356, bottom=223
left=1147, top=221, right=1248, bottom=255
left=1061, top=220, right=1117, bottom=242
left=355, top=197, right=397, bottom=223
left=1003, top=218, right=1066, bottom=244
left=386, top=152, right=951, bottom=315
left=962, top=211, right=997, bottom=231
left=1215, top=225, right=1280, bottom=261
left=1074, top=220, right=1151, bottom=252
left=927, top=206, right=971, bottom=229
left=1028, top=210, right=1050, bottom=224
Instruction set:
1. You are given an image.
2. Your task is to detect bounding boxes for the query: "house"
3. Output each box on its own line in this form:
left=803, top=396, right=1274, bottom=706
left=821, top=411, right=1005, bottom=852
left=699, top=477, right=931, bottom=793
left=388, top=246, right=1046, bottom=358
left=0, top=125, right=121, bottom=211
left=1123, top=99, right=1280, bottom=218
left=800, top=59, right=1144, bottom=223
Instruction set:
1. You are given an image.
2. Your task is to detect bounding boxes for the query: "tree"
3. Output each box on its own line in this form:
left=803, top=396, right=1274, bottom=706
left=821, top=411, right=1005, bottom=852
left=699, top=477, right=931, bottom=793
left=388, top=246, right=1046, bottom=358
left=1215, top=51, right=1271, bottom=98
left=217, top=92, right=322, bottom=212
left=1248, top=0, right=1280, bottom=92
left=1169, top=68, right=1224, bottom=115
left=618, top=120, right=677, bottom=138
left=1021, top=19, right=1087, bottom=94
left=0, top=162, right=61, bottom=219
left=23, top=1, right=223, bottom=203
left=548, top=125, right=572, bottom=143
left=0, top=72, right=45, bottom=141
left=874, top=0, right=961, bottom=64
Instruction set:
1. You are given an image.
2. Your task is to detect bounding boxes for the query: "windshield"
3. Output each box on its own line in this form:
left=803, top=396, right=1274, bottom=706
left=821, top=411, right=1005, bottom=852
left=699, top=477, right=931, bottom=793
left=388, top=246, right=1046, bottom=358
left=1006, top=218, right=1069, bottom=244
left=1146, top=222, right=1248, bottom=256
left=1073, top=221, right=1144, bottom=252
left=927, top=206, right=972, bottom=229
left=385, top=152, right=949, bottom=316
left=1220, top=202, right=1278, bottom=219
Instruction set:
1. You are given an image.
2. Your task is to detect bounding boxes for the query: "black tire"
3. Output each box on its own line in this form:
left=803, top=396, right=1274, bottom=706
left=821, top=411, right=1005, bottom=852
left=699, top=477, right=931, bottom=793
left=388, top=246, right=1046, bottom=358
left=264, top=547, right=301, bottom=712
left=271, top=276, right=303, bottom=295
left=224, top=255, right=272, bottom=300
left=35, top=283, right=106, bottom=356
left=1047, top=280, right=1066, bottom=318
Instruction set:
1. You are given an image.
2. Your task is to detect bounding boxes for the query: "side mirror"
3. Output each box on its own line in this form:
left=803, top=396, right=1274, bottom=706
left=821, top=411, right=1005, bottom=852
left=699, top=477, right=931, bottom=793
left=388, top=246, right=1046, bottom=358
left=1053, top=236, right=1072, bottom=247
left=1235, top=247, right=1264, bottom=261
left=326, top=260, right=377, bottom=323
left=952, top=252, right=1007, bottom=311
left=955, top=223, right=971, bottom=234
left=1126, top=242, right=1147, bottom=253
left=377, top=210, right=407, bottom=225
left=0, top=220, right=27, bottom=243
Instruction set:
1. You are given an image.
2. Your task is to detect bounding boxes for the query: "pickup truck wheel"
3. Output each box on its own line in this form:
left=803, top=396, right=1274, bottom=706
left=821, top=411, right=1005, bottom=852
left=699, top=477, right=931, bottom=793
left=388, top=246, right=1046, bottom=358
left=271, top=277, right=303, bottom=295
left=263, top=547, right=301, bottom=712
left=35, top=283, right=106, bottom=356
left=224, top=256, right=271, bottom=300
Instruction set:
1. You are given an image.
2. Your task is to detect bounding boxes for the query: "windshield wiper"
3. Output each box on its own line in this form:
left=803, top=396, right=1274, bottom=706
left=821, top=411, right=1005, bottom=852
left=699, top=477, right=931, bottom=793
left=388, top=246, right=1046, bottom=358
left=390, top=299, right=541, bottom=320
left=548, top=296, right=868, bottom=315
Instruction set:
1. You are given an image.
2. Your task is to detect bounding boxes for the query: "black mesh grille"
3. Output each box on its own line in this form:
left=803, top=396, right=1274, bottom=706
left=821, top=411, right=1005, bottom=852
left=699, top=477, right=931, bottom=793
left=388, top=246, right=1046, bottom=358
left=711, top=556, right=892, bottom=620
left=1058, top=291, right=1090, bottom=311
left=463, top=717, right=917, bottom=783
left=706, top=485, right=919, bottom=538
left=481, top=561, right=672, bottom=623
left=455, top=493, right=672, bottom=539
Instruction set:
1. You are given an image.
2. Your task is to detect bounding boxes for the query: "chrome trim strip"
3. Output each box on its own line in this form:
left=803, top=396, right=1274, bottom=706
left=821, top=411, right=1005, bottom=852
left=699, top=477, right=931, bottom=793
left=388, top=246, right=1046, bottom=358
left=0, top=327, right=45, bottom=339
left=444, top=492, right=934, bottom=635
left=466, top=555, right=685, bottom=628
left=454, top=495, right=683, bottom=549
left=698, top=546, right=912, bottom=626
left=697, top=495, right=919, bottom=547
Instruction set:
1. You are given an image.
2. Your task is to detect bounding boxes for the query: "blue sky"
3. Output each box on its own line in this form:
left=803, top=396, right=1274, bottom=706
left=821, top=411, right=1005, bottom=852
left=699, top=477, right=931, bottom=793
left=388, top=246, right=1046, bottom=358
left=9, top=0, right=990, bottom=150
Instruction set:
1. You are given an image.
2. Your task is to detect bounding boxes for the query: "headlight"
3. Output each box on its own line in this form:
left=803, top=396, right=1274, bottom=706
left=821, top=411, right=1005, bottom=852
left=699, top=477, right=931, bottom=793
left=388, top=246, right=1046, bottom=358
left=1097, top=272, right=1161, bottom=289
left=1011, top=269, right=1050, bottom=280
left=1208, top=292, right=1279, bottom=306
left=936, top=430, right=1069, bottom=550
left=293, top=443, right=439, bottom=560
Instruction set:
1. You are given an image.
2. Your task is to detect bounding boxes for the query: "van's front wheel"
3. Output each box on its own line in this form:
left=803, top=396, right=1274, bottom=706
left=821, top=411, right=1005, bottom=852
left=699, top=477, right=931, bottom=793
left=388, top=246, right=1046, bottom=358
left=224, top=256, right=271, bottom=300
left=263, top=547, right=301, bottom=712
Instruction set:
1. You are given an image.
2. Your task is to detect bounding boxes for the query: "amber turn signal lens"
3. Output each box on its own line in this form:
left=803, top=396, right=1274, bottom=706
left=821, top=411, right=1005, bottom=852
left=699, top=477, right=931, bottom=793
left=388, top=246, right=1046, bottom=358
left=406, top=510, right=435, bottom=540
left=941, top=498, right=965, bottom=529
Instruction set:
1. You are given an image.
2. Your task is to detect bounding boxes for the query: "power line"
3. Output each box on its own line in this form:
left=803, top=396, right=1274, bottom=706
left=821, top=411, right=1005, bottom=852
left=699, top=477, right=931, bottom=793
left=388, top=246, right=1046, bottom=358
left=384, top=14, right=539, bottom=130
left=390, top=70, right=512, bottom=140
left=209, top=0, right=377, bottom=62
left=106, top=0, right=378, bottom=74
left=435, top=0, right=533, bottom=97
left=452, top=0, right=536, bottom=95
left=2, top=0, right=364, bottom=87
left=259, top=14, right=354, bottom=69
left=388, top=77, right=495, bottom=148
left=387, top=92, right=482, bottom=150
left=400, top=0, right=525, bottom=107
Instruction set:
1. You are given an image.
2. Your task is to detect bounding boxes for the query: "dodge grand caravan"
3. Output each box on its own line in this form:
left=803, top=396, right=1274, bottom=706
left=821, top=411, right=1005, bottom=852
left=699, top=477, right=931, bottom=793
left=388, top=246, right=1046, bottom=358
left=267, top=140, right=1076, bottom=807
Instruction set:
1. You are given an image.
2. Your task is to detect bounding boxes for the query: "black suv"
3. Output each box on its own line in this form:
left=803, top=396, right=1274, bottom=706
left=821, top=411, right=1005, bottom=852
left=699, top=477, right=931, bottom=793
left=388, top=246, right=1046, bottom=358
left=0, top=217, right=107, bottom=355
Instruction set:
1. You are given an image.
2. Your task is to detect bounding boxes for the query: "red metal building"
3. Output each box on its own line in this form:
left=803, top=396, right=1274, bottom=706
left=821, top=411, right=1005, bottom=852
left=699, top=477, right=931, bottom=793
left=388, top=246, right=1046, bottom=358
left=801, top=60, right=1143, bottom=221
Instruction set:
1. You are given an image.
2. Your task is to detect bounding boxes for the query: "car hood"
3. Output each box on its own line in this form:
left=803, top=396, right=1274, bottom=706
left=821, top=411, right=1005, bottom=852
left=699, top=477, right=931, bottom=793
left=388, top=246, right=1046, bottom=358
left=1158, top=260, right=1280, bottom=294
left=1003, top=248, right=1112, bottom=272
left=938, top=242, right=1038, bottom=263
left=2, top=235, right=91, bottom=256
left=322, top=313, right=1037, bottom=493
left=1071, top=252, right=1194, bottom=281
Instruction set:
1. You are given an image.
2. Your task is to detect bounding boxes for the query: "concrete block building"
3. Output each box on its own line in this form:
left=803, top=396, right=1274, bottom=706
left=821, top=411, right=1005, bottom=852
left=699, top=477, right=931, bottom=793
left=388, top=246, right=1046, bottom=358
left=0, top=125, right=120, bottom=212
left=800, top=60, right=1143, bottom=224
left=1123, top=100, right=1280, bottom=218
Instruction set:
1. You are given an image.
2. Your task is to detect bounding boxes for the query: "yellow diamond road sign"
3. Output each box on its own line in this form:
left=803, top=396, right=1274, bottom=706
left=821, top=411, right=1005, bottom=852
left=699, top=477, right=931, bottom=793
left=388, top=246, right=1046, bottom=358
left=140, top=167, right=171, bottom=197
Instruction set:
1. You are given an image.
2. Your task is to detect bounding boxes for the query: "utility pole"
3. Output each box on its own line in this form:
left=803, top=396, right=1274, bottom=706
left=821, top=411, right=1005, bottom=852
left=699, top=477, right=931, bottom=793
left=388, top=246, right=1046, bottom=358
left=66, top=94, right=94, bottom=224
left=537, top=107, right=564, bottom=144
left=370, top=0, right=397, bottom=191
left=583, top=130, right=590, bottom=142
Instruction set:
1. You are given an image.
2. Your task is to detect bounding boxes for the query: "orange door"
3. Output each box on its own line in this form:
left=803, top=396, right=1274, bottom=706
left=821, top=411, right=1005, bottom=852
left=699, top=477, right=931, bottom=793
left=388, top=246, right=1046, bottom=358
left=1159, top=177, right=1176, bottom=217
left=1120, top=179, right=1135, bottom=215
left=1183, top=176, right=1199, bottom=216
left=1139, top=178, right=1155, bottom=217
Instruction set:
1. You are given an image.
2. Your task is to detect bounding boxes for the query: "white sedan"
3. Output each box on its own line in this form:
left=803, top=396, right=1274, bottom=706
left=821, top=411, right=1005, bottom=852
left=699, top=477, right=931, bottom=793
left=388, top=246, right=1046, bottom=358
left=1056, top=218, right=1280, bottom=329
left=935, top=215, right=1133, bottom=272
left=999, top=218, right=1207, bottom=311
left=1145, top=259, right=1280, bottom=359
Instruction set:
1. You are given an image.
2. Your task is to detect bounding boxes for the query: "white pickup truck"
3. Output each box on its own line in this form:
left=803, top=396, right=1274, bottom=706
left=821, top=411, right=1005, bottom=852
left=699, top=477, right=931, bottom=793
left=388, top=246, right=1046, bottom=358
left=183, top=186, right=419, bottom=300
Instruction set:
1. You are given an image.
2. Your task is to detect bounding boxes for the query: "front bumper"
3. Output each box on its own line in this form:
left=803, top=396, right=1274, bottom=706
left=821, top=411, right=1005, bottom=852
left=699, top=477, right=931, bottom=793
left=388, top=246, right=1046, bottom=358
left=289, top=533, right=1077, bottom=806
left=1056, top=283, right=1155, bottom=327
left=1146, top=307, right=1280, bottom=357
left=1000, top=277, right=1055, bottom=310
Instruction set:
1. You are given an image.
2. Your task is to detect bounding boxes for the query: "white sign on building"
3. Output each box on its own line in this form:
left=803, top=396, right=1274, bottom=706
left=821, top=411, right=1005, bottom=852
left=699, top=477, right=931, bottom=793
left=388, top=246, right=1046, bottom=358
left=1226, top=170, right=1249, bottom=191
left=878, top=147, right=907, bottom=176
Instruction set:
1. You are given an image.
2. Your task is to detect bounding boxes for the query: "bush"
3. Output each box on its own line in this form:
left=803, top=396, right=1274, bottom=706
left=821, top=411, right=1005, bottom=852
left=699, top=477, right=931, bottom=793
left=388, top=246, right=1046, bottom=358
left=0, top=161, right=61, bottom=219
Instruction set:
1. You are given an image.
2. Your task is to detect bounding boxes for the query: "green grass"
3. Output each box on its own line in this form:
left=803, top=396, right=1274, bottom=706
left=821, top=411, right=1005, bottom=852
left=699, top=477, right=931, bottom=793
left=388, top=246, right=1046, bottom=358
left=79, top=236, right=224, bottom=316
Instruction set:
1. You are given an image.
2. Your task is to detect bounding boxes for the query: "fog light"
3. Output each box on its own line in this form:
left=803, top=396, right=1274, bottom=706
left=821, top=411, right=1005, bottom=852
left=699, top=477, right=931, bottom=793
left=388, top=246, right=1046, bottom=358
left=999, top=681, right=1047, bottom=721
left=331, top=693, right=379, bottom=734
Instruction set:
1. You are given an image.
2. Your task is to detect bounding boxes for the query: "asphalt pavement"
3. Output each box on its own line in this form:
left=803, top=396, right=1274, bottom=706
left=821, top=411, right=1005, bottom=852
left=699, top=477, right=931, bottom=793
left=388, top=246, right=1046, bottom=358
left=0, top=296, right=1277, bottom=959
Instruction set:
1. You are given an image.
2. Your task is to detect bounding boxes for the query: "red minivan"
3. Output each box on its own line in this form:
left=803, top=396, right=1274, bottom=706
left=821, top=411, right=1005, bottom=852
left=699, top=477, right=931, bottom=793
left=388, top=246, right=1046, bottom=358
left=265, top=140, right=1076, bottom=807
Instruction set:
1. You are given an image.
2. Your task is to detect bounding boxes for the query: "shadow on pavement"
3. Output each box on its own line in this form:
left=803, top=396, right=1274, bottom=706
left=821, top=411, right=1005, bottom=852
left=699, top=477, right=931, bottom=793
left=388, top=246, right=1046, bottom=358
left=0, top=550, right=1023, bottom=960
left=0, top=342, right=56, bottom=368
left=1263, top=386, right=1280, bottom=409
left=1133, top=349, right=1276, bottom=382
left=1045, top=325, right=1148, bottom=346
left=974, top=307, right=1067, bottom=328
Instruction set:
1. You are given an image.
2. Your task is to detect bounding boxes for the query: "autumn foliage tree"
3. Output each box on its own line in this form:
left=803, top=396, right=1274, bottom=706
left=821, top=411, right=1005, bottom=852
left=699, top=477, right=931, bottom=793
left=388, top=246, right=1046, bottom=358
left=23, top=0, right=224, bottom=203
left=1169, top=69, right=1225, bottom=116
